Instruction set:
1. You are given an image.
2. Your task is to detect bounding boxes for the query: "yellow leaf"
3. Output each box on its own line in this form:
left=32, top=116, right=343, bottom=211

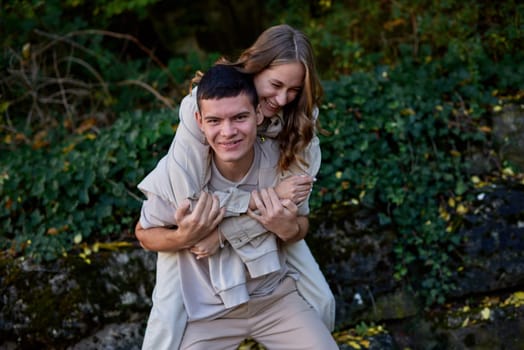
left=22, top=43, right=31, bottom=59
left=480, top=307, right=490, bottom=320
left=47, top=227, right=59, bottom=235
left=96, top=241, right=133, bottom=251
left=0, top=101, right=10, bottom=113
left=74, top=233, right=82, bottom=244
left=513, top=291, right=524, bottom=301
left=348, top=341, right=361, bottom=349
left=401, top=108, right=415, bottom=116
left=75, top=118, right=97, bottom=134
left=383, top=18, right=406, bottom=31
left=62, top=143, right=76, bottom=154
left=461, top=317, right=470, bottom=327
left=456, top=204, right=468, bottom=215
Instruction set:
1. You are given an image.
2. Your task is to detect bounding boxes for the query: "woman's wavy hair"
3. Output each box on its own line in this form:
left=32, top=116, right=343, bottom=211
left=192, top=24, right=323, bottom=171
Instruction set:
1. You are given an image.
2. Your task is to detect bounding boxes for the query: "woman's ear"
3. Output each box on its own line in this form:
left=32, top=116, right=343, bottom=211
left=255, top=104, right=264, bottom=126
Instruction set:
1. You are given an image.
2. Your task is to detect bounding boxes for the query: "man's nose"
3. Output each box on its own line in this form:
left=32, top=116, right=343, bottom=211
left=221, top=121, right=237, bottom=136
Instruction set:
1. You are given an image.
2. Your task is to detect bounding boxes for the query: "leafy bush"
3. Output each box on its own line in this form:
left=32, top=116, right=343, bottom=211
left=1, top=1, right=218, bottom=150
left=268, top=0, right=524, bottom=79
left=2, top=0, right=523, bottom=307
left=0, top=110, right=175, bottom=261
left=310, top=44, right=523, bottom=304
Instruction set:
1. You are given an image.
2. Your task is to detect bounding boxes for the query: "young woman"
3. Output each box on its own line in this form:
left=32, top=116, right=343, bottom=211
left=136, top=24, right=335, bottom=350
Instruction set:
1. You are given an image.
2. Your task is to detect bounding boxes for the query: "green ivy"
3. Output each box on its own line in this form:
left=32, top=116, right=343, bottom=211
left=310, top=46, right=522, bottom=305
left=0, top=110, right=174, bottom=261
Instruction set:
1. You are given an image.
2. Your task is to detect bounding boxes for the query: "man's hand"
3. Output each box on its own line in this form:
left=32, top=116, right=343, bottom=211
left=189, top=228, right=221, bottom=259
left=247, top=188, right=303, bottom=242
left=175, top=192, right=225, bottom=248
left=135, top=192, right=225, bottom=252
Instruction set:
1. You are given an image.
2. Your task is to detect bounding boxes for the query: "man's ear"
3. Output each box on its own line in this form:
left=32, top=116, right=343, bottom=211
left=255, top=104, right=264, bottom=126
left=195, top=111, right=203, bottom=130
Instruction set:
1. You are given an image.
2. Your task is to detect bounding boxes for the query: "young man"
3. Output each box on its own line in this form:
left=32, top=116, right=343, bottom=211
left=135, top=64, right=337, bottom=349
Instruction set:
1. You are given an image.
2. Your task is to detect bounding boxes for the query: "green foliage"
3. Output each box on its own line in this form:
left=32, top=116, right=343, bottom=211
left=0, top=110, right=174, bottom=261
left=1, top=0, right=161, bottom=48
left=268, top=0, right=524, bottom=79
left=310, top=46, right=523, bottom=305
left=1, top=0, right=523, bottom=308
left=0, top=29, right=176, bottom=142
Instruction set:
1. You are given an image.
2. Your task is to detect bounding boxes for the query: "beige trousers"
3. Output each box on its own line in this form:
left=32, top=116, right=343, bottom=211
left=180, top=278, right=338, bottom=350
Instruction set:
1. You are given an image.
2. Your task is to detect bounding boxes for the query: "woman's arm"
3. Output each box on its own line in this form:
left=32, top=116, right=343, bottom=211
left=248, top=174, right=314, bottom=210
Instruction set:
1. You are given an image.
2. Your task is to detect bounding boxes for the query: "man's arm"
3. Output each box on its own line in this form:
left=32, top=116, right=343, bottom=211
left=135, top=192, right=225, bottom=252
left=135, top=222, right=190, bottom=252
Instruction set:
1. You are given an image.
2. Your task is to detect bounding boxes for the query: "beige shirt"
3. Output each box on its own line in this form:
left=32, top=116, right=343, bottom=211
left=138, top=88, right=324, bottom=318
left=141, top=140, right=294, bottom=320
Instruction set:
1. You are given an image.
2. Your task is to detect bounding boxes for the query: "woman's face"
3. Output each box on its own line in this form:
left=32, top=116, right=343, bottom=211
left=253, top=61, right=305, bottom=117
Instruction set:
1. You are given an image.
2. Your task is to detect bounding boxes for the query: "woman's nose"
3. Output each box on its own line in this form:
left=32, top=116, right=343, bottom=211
left=275, top=90, right=287, bottom=106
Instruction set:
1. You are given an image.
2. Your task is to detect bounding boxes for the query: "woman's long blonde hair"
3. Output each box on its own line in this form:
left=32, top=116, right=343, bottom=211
left=192, top=24, right=323, bottom=171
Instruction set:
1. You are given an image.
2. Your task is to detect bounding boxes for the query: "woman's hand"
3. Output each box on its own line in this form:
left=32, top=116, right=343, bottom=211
left=274, top=174, right=314, bottom=204
left=249, top=175, right=314, bottom=210
left=247, top=188, right=303, bottom=242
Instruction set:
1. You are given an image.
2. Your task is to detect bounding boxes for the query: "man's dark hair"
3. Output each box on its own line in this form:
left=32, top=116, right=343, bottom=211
left=196, top=64, right=257, bottom=111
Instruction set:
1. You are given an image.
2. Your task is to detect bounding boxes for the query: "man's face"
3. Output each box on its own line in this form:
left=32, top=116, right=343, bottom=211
left=196, top=93, right=263, bottom=181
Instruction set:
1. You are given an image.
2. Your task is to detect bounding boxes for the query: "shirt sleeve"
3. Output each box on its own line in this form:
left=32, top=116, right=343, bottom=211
left=139, top=192, right=177, bottom=229
left=281, top=134, right=321, bottom=217
left=164, top=88, right=210, bottom=206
